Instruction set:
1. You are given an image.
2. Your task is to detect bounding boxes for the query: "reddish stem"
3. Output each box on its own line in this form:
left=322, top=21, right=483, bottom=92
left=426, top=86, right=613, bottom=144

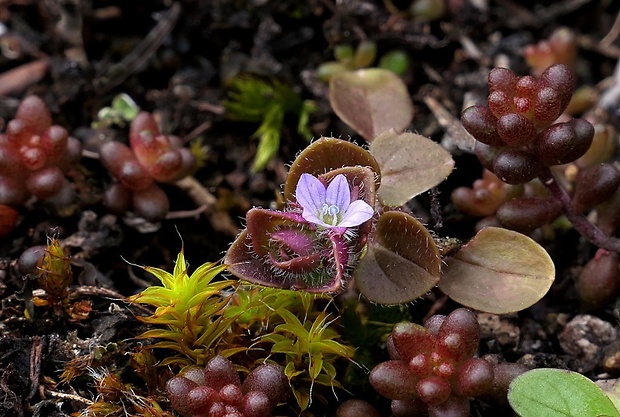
left=538, top=167, right=620, bottom=253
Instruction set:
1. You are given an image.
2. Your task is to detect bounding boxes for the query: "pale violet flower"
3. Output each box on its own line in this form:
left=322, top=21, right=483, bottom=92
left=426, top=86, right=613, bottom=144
left=295, top=173, right=374, bottom=228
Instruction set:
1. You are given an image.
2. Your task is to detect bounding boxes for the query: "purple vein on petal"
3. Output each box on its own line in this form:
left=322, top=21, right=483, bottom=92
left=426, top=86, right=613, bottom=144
left=325, top=174, right=350, bottom=210
left=296, top=173, right=326, bottom=214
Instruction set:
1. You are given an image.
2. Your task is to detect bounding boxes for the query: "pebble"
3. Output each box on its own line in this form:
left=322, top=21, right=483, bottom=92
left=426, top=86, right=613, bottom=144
left=558, top=314, right=616, bottom=373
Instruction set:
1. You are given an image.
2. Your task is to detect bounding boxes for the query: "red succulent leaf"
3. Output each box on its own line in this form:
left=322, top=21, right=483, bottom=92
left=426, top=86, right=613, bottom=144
left=391, top=322, right=435, bottom=362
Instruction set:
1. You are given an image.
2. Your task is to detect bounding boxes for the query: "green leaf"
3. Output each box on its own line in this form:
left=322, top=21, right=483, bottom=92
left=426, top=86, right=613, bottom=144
left=329, top=68, right=414, bottom=142
left=92, top=93, right=139, bottom=128
left=291, top=383, right=311, bottom=411
left=317, top=339, right=355, bottom=357
left=111, top=93, right=139, bottom=120
left=142, top=266, right=174, bottom=288
left=370, top=130, right=454, bottom=206
left=378, top=50, right=409, bottom=75
left=172, top=250, right=187, bottom=286
left=508, top=368, right=620, bottom=417
left=438, top=227, right=555, bottom=314
left=270, top=340, right=298, bottom=355
left=251, top=105, right=283, bottom=172
left=310, top=352, right=324, bottom=381
left=308, top=311, right=332, bottom=340
left=285, top=361, right=304, bottom=380
left=275, top=308, right=307, bottom=337
left=355, top=211, right=441, bottom=304
left=334, top=44, right=354, bottom=63
left=353, top=40, right=377, bottom=68
left=298, top=100, right=316, bottom=140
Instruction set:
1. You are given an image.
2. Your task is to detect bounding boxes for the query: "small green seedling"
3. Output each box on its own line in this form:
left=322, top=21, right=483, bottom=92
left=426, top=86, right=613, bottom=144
left=93, top=93, right=140, bottom=128
left=317, top=40, right=410, bottom=82
left=224, top=76, right=315, bottom=171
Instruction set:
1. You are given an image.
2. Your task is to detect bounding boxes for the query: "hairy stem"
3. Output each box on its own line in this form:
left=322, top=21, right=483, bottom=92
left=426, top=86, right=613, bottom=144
left=538, top=168, right=620, bottom=253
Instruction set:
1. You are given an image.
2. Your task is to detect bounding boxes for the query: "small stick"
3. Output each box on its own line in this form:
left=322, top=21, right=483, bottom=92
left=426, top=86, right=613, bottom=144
left=539, top=167, right=620, bottom=253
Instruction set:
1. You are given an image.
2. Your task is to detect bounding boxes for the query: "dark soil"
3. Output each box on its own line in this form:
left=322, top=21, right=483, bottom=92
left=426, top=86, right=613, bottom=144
left=1, top=1, right=620, bottom=416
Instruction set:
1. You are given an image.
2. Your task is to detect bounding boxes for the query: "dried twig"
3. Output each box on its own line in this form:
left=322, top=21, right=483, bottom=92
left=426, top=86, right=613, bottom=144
left=27, top=336, right=43, bottom=401
left=600, top=9, right=620, bottom=48
left=173, top=176, right=241, bottom=237
left=0, top=58, right=49, bottom=96
left=494, top=0, right=594, bottom=28
left=174, top=176, right=217, bottom=210
left=166, top=205, right=209, bottom=220
left=598, top=57, right=620, bottom=113
left=182, top=121, right=212, bottom=144
left=424, top=95, right=476, bottom=152
left=44, top=388, right=94, bottom=405
left=95, top=2, right=181, bottom=92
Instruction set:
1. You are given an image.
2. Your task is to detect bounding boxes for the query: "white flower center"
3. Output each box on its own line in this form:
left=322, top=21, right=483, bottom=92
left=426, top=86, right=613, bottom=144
left=321, top=203, right=341, bottom=226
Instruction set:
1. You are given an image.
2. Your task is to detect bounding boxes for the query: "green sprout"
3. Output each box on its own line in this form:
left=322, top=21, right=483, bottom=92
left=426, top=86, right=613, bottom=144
left=224, top=286, right=317, bottom=332
left=188, top=136, right=209, bottom=172
left=92, top=93, right=140, bottom=128
left=261, top=307, right=355, bottom=410
left=317, top=40, right=409, bottom=82
left=223, top=76, right=315, bottom=172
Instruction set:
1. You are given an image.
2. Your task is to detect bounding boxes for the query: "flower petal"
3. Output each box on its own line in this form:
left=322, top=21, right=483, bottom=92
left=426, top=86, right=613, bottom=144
left=325, top=174, right=350, bottom=210
left=301, top=210, right=331, bottom=228
left=338, top=199, right=374, bottom=228
left=296, top=173, right=326, bottom=214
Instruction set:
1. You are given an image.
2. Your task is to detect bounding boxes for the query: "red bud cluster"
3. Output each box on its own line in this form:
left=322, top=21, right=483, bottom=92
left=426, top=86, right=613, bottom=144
left=370, top=309, right=494, bottom=417
left=165, top=355, right=289, bottom=417
left=99, top=111, right=195, bottom=221
left=0, top=96, right=82, bottom=206
left=462, top=64, right=594, bottom=185
left=523, top=27, right=577, bottom=76
left=451, top=169, right=519, bottom=217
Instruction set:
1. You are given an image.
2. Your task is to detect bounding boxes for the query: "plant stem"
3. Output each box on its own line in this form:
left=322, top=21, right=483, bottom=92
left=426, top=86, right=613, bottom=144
left=538, top=167, right=620, bottom=253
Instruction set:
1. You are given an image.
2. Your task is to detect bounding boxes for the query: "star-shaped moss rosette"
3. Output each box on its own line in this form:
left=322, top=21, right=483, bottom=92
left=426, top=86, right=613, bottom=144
left=128, top=249, right=237, bottom=366
left=225, top=137, right=442, bottom=301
